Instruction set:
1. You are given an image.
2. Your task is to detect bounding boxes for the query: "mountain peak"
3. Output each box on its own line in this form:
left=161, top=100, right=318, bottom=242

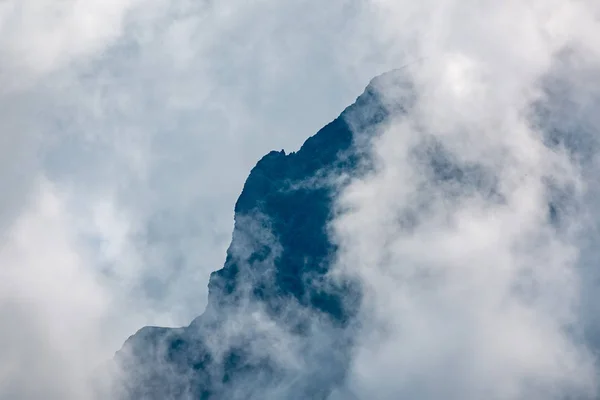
left=114, top=70, right=413, bottom=399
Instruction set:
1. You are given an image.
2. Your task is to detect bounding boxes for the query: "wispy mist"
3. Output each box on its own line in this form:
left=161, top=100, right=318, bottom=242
left=1, top=0, right=599, bottom=399
left=332, top=2, right=600, bottom=398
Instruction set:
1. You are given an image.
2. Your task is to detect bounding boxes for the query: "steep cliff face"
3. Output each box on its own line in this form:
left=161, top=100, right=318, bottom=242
left=115, top=70, right=415, bottom=400
left=114, top=60, right=600, bottom=399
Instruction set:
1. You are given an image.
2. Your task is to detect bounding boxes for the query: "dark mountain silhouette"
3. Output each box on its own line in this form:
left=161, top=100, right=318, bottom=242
left=113, top=62, right=593, bottom=399
left=114, top=69, right=415, bottom=399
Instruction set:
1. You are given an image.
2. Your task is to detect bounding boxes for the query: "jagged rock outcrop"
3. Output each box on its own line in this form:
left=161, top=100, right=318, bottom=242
left=115, top=70, right=415, bottom=400
left=113, top=59, right=600, bottom=399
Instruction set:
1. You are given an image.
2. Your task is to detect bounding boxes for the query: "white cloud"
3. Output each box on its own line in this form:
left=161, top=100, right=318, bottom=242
left=0, top=0, right=395, bottom=397
left=0, top=181, right=110, bottom=399
left=1, top=0, right=600, bottom=398
left=331, top=1, right=600, bottom=399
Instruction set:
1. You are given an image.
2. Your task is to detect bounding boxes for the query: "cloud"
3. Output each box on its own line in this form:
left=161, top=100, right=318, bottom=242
left=0, top=0, right=399, bottom=398
left=0, top=181, right=111, bottom=399
left=330, top=1, right=600, bottom=399
left=1, top=0, right=600, bottom=398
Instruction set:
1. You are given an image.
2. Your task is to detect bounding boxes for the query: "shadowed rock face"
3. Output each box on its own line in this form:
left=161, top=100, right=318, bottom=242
left=115, top=70, right=415, bottom=400
left=114, top=61, right=597, bottom=399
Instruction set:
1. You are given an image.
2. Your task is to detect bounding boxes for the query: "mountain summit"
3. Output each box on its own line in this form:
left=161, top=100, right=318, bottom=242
left=114, top=70, right=415, bottom=399
left=114, top=60, right=599, bottom=399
